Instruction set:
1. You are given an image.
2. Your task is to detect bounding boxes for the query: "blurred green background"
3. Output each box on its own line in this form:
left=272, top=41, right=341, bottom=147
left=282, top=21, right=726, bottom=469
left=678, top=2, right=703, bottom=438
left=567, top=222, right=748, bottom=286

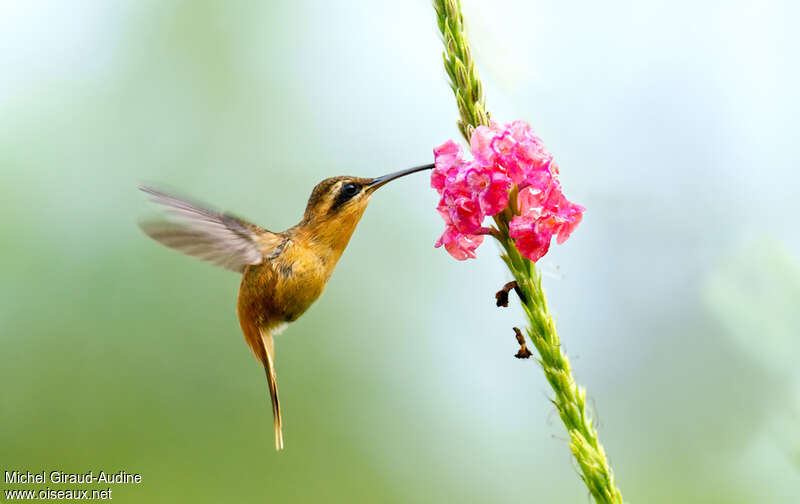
left=2, top=0, right=799, bottom=502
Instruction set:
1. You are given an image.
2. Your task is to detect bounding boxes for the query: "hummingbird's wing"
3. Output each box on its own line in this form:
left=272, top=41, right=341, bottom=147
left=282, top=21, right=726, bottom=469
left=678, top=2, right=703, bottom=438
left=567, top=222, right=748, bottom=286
left=139, top=186, right=282, bottom=273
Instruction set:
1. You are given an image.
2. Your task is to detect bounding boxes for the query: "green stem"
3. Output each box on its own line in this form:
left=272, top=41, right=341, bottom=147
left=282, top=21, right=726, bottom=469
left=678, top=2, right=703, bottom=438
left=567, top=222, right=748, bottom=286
left=433, top=1, right=623, bottom=502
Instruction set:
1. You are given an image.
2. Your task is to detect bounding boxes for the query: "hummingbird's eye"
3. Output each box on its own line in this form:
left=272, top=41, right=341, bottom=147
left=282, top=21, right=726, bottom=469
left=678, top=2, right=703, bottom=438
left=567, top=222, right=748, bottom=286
left=342, top=182, right=361, bottom=197
left=329, top=181, right=363, bottom=212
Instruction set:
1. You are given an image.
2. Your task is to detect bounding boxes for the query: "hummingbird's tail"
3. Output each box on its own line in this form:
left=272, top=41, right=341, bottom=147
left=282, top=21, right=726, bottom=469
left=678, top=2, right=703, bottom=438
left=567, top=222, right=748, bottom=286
left=258, top=328, right=284, bottom=451
left=237, top=305, right=284, bottom=451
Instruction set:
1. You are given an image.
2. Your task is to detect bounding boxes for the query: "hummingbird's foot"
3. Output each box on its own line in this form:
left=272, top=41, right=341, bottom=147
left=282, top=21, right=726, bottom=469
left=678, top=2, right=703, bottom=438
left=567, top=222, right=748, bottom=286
left=513, top=327, right=533, bottom=359
left=495, top=281, right=527, bottom=307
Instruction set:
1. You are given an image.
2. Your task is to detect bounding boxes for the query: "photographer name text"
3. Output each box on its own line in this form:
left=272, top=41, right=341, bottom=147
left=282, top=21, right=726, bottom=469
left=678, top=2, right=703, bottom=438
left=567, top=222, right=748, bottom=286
left=5, top=471, right=141, bottom=485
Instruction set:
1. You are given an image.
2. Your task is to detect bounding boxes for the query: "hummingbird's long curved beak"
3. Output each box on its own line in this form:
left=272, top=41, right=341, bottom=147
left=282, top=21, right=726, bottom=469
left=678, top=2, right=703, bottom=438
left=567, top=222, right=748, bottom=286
left=367, top=163, right=435, bottom=192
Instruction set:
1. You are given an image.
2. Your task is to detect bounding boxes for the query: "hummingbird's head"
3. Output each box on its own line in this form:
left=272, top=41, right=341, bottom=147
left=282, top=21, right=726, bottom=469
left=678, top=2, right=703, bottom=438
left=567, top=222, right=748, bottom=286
left=299, top=164, right=434, bottom=256
left=302, top=163, right=435, bottom=224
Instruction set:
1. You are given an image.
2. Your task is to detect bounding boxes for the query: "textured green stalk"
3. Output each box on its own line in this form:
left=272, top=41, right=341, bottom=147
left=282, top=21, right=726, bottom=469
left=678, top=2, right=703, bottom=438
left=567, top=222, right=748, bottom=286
left=432, top=1, right=623, bottom=502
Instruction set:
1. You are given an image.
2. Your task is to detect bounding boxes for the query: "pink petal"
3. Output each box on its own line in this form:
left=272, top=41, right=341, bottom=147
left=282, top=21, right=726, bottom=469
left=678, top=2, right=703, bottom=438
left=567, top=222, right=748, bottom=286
left=513, top=230, right=552, bottom=263
left=508, top=215, right=537, bottom=237
left=434, top=225, right=483, bottom=261
left=432, top=140, right=465, bottom=192
left=465, top=167, right=510, bottom=216
left=508, top=120, right=535, bottom=142
left=555, top=212, right=582, bottom=244
left=470, top=125, right=501, bottom=165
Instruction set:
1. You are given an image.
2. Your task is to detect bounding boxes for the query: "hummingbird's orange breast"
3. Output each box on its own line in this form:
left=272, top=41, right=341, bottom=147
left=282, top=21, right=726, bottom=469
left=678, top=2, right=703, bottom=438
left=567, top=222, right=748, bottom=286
left=238, top=238, right=329, bottom=330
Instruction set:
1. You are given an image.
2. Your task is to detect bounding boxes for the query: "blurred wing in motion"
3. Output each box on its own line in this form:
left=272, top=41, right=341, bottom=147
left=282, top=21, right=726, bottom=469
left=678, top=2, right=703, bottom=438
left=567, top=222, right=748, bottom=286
left=139, top=186, right=281, bottom=273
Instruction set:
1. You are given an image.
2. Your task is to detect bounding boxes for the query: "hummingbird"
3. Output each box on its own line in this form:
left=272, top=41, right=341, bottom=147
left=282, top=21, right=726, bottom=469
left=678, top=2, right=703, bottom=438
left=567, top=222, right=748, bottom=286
left=138, top=163, right=433, bottom=450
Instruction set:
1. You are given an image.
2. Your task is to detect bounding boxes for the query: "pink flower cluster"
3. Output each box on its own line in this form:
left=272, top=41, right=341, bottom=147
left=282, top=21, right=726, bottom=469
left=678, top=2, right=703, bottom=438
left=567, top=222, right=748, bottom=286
left=431, top=120, right=584, bottom=262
